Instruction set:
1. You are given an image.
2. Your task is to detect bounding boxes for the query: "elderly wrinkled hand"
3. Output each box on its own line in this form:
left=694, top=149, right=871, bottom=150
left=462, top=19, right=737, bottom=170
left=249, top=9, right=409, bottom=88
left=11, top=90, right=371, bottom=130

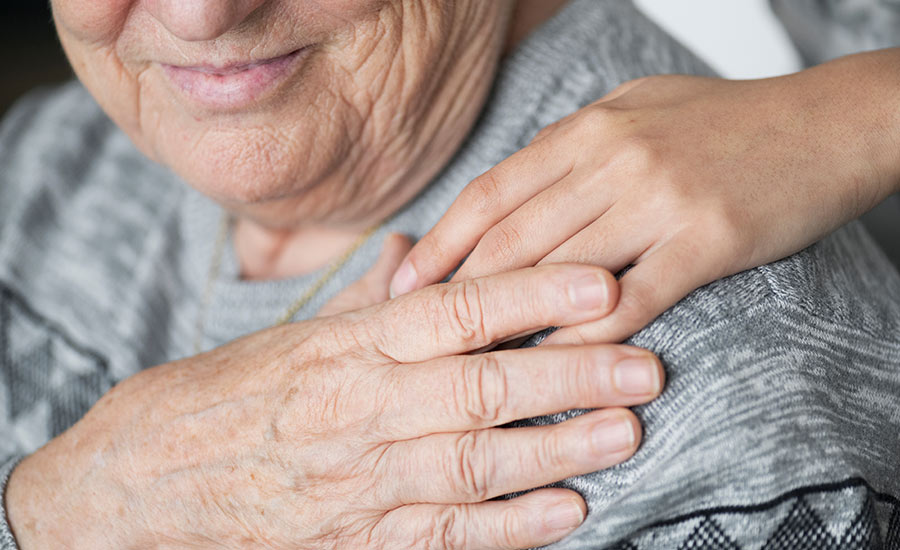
left=7, top=264, right=663, bottom=550
left=392, top=54, right=900, bottom=344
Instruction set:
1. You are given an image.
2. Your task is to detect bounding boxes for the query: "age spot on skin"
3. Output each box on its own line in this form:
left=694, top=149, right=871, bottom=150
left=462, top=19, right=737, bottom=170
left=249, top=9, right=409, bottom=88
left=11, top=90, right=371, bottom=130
left=265, top=419, right=282, bottom=442
left=282, top=387, right=299, bottom=406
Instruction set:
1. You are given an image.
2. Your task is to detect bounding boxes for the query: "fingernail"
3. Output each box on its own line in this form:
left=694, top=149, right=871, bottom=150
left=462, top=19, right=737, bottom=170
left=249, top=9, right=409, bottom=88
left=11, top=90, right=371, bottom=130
left=592, top=417, right=635, bottom=455
left=613, top=357, right=661, bottom=395
left=567, top=272, right=609, bottom=310
left=545, top=499, right=585, bottom=531
left=390, top=260, right=417, bottom=298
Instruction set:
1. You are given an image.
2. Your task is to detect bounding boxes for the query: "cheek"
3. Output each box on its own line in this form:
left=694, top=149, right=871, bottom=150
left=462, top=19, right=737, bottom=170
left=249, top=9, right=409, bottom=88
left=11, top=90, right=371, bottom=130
left=51, top=0, right=134, bottom=45
left=146, top=60, right=362, bottom=205
left=310, top=0, right=388, bottom=21
left=54, top=17, right=149, bottom=157
left=50, top=0, right=458, bottom=213
left=51, top=0, right=146, bottom=141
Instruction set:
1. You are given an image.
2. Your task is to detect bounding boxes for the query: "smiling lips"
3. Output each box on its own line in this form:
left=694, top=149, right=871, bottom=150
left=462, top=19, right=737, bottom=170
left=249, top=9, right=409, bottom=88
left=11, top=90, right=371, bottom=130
left=161, top=48, right=309, bottom=110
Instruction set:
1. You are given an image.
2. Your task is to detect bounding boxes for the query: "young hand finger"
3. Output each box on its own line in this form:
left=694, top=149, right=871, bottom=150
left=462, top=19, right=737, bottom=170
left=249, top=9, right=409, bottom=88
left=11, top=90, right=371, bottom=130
left=317, top=233, right=412, bottom=316
left=389, top=135, right=574, bottom=298
left=543, top=239, right=709, bottom=345
left=450, top=168, right=614, bottom=283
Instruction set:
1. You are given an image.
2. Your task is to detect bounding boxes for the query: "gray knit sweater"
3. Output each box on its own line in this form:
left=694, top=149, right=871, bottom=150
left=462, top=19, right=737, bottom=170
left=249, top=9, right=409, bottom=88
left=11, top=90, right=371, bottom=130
left=1, top=1, right=899, bottom=548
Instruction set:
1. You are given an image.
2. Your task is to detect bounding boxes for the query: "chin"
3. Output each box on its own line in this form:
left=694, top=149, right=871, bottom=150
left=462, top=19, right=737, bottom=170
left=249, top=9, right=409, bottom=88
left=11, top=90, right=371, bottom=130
left=187, top=167, right=302, bottom=206
left=155, top=123, right=339, bottom=208
left=169, top=153, right=360, bottom=229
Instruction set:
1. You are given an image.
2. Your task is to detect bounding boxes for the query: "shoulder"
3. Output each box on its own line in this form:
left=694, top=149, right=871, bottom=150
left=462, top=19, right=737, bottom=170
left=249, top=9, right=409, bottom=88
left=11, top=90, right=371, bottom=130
left=581, top=225, right=900, bottom=546
left=0, top=81, right=186, bottom=376
left=532, top=223, right=900, bottom=547
left=0, top=80, right=183, bottom=240
left=0, top=81, right=185, bottom=284
left=771, top=0, right=900, bottom=64
left=0, top=82, right=112, bottom=200
left=633, top=221, right=900, bottom=359
left=487, top=0, right=716, bottom=148
left=586, top=223, right=900, bottom=545
left=523, top=0, right=715, bottom=80
left=0, top=81, right=180, bottom=225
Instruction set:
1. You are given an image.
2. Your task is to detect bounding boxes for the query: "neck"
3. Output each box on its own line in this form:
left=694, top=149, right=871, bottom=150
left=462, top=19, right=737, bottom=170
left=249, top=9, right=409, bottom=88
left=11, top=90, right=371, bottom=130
left=234, top=221, right=368, bottom=280
left=234, top=0, right=568, bottom=280
left=505, top=0, right=568, bottom=53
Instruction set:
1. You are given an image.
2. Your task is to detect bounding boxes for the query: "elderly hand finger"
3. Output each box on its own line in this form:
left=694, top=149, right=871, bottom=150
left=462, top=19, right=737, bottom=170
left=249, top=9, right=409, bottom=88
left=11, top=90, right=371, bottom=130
left=384, top=409, right=640, bottom=505
left=376, top=489, right=586, bottom=550
left=373, top=264, right=620, bottom=363
left=377, top=345, right=661, bottom=438
left=390, top=137, right=574, bottom=298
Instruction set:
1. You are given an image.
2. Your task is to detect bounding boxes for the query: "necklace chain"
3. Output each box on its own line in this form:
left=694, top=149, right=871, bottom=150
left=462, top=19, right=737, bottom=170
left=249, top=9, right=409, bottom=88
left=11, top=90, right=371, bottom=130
left=193, top=213, right=379, bottom=354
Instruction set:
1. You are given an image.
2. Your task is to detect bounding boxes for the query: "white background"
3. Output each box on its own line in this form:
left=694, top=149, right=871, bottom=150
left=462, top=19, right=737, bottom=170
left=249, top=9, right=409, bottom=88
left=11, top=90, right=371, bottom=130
left=633, top=0, right=802, bottom=78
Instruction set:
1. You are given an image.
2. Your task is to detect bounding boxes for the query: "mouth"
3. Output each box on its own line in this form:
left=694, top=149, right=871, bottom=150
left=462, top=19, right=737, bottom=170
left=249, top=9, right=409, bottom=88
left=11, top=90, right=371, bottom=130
left=161, top=48, right=311, bottom=110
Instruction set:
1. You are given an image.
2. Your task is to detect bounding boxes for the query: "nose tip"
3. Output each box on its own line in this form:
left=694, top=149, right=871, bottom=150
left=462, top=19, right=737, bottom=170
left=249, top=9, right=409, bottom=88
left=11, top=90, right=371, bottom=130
left=145, top=0, right=267, bottom=42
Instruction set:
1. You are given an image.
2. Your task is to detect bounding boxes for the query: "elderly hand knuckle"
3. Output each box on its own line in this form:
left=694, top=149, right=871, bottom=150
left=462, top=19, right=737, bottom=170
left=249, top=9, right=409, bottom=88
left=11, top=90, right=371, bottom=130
left=450, top=431, right=493, bottom=501
left=458, top=355, right=508, bottom=424
left=441, top=281, right=489, bottom=345
left=428, top=506, right=466, bottom=550
left=564, top=349, right=595, bottom=400
left=536, top=429, right=567, bottom=473
left=497, top=505, right=527, bottom=549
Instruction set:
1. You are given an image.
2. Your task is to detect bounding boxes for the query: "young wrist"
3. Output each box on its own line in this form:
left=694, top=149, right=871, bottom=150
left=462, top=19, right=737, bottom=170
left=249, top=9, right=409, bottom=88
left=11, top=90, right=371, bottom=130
left=818, top=50, right=900, bottom=200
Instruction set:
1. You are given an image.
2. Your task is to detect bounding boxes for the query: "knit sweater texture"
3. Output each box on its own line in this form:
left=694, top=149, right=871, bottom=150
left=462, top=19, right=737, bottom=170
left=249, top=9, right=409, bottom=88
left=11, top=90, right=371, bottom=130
left=1, top=1, right=900, bottom=548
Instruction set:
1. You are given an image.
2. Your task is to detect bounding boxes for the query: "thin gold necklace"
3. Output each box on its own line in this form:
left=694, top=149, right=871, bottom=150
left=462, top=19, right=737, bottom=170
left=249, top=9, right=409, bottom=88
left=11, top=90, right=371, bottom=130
left=193, top=213, right=379, bottom=354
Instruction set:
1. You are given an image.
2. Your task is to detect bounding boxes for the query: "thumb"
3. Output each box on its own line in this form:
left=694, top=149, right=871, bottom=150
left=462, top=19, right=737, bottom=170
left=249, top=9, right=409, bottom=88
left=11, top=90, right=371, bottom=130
left=317, top=233, right=413, bottom=317
left=362, top=232, right=414, bottom=303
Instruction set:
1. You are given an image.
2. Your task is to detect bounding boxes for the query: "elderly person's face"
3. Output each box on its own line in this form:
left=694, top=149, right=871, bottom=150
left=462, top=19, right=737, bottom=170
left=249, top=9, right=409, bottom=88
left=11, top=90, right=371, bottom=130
left=50, top=0, right=513, bottom=229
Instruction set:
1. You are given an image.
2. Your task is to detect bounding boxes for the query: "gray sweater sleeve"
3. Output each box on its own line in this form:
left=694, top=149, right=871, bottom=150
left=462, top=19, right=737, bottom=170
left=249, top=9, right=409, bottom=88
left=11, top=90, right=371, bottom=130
left=0, top=89, right=119, bottom=550
left=0, top=94, right=33, bottom=550
left=0, top=457, right=22, bottom=549
left=0, top=2, right=898, bottom=548
left=771, top=0, right=900, bottom=65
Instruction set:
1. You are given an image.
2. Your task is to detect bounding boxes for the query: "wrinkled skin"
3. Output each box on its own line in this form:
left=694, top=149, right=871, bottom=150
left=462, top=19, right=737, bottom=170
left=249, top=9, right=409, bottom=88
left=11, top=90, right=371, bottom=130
left=8, top=265, right=665, bottom=549
left=6, top=1, right=672, bottom=548
left=51, top=0, right=512, bottom=233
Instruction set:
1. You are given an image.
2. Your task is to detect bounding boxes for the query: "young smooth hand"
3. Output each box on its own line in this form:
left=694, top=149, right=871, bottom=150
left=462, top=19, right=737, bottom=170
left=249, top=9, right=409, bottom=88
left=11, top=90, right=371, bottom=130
left=390, top=50, right=900, bottom=344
